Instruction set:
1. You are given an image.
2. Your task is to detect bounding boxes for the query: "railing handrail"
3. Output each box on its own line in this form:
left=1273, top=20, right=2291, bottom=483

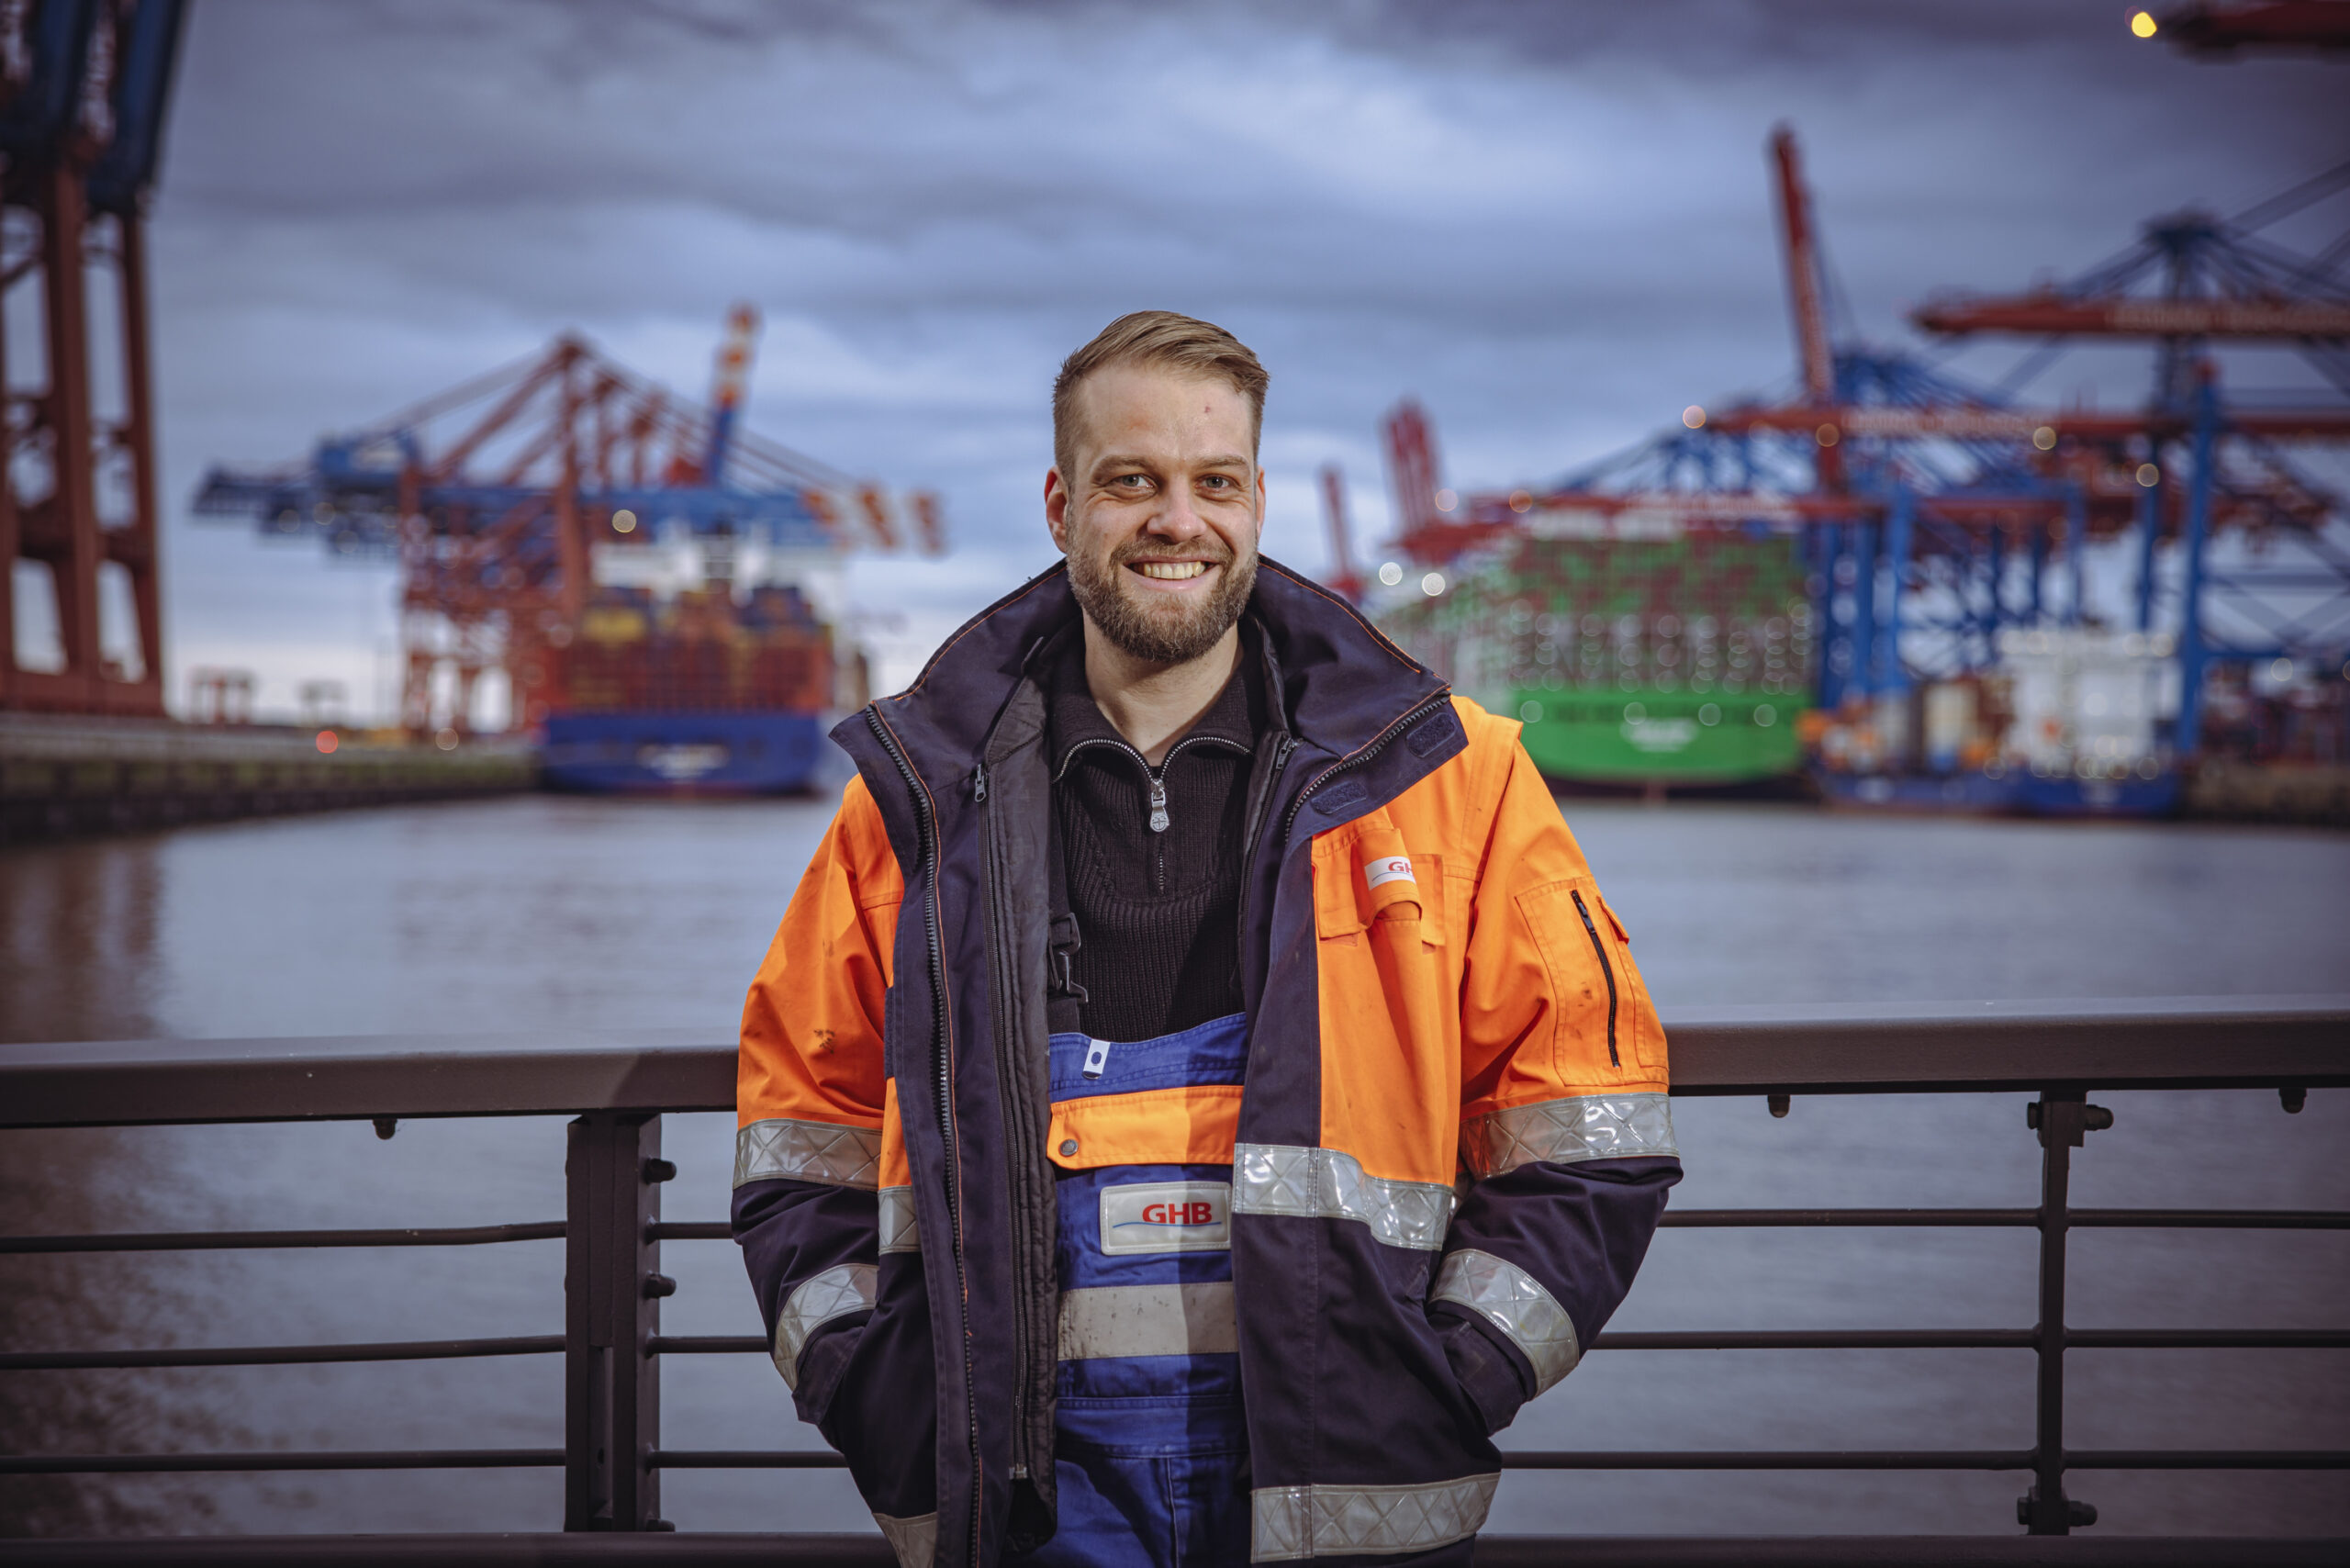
left=2, top=995, right=2344, bottom=1129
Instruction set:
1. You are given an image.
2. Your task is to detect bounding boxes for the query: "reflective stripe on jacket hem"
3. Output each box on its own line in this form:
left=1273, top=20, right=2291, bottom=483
left=1231, top=1143, right=1454, bottom=1251
left=878, top=1184, right=920, bottom=1254
left=773, top=1262, right=877, bottom=1389
left=1058, top=1282, right=1237, bottom=1361
left=1431, top=1248, right=1580, bottom=1394
left=1251, top=1472, right=1499, bottom=1561
left=874, top=1509, right=937, bottom=1568
left=1460, top=1092, right=1677, bottom=1179
left=734, top=1116, right=883, bottom=1190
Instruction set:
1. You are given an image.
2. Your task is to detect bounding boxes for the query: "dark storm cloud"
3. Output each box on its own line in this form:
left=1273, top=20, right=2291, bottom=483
left=146, top=0, right=2342, bottom=715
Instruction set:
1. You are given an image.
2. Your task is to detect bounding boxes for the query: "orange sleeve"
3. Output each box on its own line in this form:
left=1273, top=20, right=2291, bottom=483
left=736, top=775, right=904, bottom=1132
left=1459, top=725, right=1670, bottom=1112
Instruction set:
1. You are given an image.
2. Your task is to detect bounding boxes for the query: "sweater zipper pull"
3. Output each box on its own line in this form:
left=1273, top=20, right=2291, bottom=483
left=1147, top=775, right=1169, bottom=834
left=972, top=762, right=988, bottom=803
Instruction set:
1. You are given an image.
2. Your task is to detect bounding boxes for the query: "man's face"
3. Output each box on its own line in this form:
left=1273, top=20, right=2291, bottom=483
left=1046, top=364, right=1264, bottom=667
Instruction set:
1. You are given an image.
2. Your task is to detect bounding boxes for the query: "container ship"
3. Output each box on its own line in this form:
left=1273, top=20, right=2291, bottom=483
left=1374, top=520, right=1811, bottom=788
left=197, top=306, right=937, bottom=795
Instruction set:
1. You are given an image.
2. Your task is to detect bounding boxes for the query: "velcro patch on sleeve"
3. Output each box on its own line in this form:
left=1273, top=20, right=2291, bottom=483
left=1363, top=855, right=1416, bottom=890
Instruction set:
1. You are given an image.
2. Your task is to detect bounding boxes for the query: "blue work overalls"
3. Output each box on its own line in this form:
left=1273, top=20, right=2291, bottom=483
left=1013, top=1011, right=1252, bottom=1567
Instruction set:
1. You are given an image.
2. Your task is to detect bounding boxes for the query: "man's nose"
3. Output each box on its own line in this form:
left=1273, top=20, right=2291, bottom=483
left=1146, top=489, right=1211, bottom=543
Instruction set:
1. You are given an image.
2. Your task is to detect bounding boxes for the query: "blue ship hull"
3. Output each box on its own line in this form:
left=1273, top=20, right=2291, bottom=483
left=1816, top=767, right=2181, bottom=819
left=541, top=711, right=828, bottom=795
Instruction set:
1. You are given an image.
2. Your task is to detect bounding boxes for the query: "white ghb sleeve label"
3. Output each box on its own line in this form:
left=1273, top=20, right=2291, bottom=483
left=1364, top=855, right=1416, bottom=890
left=1099, top=1181, right=1232, bottom=1255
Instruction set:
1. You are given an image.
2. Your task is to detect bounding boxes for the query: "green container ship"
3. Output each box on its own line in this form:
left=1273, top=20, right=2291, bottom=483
left=1375, top=525, right=1813, bottom=786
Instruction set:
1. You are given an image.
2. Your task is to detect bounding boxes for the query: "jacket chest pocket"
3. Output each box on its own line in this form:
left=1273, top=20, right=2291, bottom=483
left=1310, top=819, right=1461, bottom=1187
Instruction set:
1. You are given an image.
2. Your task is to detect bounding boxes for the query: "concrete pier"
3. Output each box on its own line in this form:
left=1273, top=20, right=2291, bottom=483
left=0, top=714, right=535, bottom=844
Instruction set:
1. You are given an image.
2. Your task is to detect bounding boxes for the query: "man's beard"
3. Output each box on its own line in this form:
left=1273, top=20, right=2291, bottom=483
left=1067, top=539, right=1258, bottom=666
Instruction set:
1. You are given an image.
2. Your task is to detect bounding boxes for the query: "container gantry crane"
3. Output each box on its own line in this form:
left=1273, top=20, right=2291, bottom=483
left=0, top=0, right=188, bottom=718
left=1371, top=129, right=2350, bottom=810
left=196, top=311, right=946, bottom=737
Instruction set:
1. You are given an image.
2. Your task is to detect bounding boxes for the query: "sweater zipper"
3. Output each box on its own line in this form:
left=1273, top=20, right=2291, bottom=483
left=866, top=709, right=981, bottom=1552
left=1570, top=888, right=1621, bottom=1069
left=1280, top=692, right=1453, bottom=845
left=1057, top=732, right=1246, bottom=834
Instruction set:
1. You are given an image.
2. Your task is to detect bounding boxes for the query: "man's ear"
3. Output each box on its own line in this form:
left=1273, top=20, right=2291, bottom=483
left=1045, top=468, right=1070, bottom=553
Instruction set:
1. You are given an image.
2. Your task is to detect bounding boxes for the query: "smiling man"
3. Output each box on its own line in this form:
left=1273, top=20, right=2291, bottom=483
left=734, top=312, right=1683, bottom=1567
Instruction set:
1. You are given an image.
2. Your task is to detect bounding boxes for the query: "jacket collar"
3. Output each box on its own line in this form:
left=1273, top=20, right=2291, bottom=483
left=850, top=557, right=1446, bottom=801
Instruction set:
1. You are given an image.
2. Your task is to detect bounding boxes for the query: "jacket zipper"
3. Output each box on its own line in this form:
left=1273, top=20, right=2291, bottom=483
left=866, top=708, right=982, bottom=1553
left=1569, top=888, right=1621, bottom=1068
left=1279, top=692, right=1453, bottom=845
left=972, top=756, right=1053, bottom=1494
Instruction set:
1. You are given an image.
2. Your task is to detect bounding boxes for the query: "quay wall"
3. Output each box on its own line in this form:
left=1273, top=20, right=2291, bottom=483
left=0, top=714, right=536, bottom=845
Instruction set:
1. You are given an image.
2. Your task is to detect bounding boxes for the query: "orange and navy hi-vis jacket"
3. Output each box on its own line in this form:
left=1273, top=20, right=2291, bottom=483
left=735, top=560, right=1682, bottom=1567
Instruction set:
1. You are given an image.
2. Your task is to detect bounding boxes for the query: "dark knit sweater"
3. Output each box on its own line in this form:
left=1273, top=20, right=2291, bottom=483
left=1046, top=633, right=1266, bottom=1044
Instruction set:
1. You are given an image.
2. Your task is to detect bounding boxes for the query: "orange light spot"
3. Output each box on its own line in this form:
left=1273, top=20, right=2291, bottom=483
left=315, top=731, right=339, bottom=755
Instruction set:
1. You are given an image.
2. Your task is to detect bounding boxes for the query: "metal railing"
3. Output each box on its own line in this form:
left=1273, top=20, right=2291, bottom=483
left=2, top=997, right=2344, bottom=1565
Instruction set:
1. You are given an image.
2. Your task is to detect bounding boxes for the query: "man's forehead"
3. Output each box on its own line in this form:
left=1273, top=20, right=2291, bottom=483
left=1070, top=364, right=1253, bottom=453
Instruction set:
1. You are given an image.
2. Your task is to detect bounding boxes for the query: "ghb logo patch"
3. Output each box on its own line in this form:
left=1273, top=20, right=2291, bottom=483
left=1099, top=1181, right=1232, bottom=1255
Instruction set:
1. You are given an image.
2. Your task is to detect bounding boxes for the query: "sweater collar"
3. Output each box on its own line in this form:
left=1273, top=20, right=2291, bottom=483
left=1046, top=621, right=1262, bottom=777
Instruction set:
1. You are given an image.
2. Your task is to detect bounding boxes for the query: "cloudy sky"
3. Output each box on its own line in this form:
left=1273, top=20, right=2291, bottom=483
left=109, top=0, right=2347, bottom=717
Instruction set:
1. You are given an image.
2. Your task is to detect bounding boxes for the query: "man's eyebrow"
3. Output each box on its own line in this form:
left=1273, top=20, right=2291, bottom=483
left=1089, top=453, right=1255, bottom=480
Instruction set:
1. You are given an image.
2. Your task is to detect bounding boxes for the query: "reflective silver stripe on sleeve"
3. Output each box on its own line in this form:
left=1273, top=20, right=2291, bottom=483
left=878, top=1185, right=920, bottom=1254
left=1232, top=1143, right=1455, bottom=1251
left=772, top=1262, right=877, bottom=1390
left=734, top=1117, right=883, bottom=1190
left=1460, top=1092, right=1678, bottom=1180
left=874, top=1510, right=936, bottom=1568
left=1251, top=1473, right=1499, bottom=1561
left=1058, top=1282, right=1237, bottom=1361
left=1431, top=1248, right=1581, bottom=1394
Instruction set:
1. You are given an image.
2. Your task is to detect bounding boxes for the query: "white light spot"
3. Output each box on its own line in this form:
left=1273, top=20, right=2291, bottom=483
left=1420, top=571, right=1447, bottom=597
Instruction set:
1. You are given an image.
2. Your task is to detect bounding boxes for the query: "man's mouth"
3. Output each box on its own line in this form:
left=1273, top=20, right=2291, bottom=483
left=1130, top=561, right=1211, bottom=581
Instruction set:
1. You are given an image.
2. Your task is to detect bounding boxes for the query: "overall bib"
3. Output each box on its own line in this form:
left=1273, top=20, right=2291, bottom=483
left=1015, top=1010, right=1252, bottom=1567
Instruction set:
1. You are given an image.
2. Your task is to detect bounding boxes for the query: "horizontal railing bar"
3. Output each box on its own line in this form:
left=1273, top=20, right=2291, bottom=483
left=648, top=1336, right=766, bottom=1354
left=13, top=1210, right=2332, bottom=1255
left=2068, top=1208, right=2350, bottom=1229
left=2065, top=1449, right=2350, bottom=1469
left=3, top=1540, right=2344, bottom=1568
left=22, top=1324, right=2331, bottom=1375
left=0, top=1449, right=565, bottom=1473
left=1663, top=1208, right=2350, bottom=1229
left=644, top=1446, right=2350, bottom=1473
left=6, top=995, right=2341, bottom=1127
left=1662, top=1209, right=2036, bottom=1226
left=653, top=1450, right=848, bottom=1469
left=2066, top=1328, right=2350, bottom=1349
left=648, top=1327, right=2346, bottom=1357
left=1593, top=1330, right=2037, bottom=1350
left=0, top=1222, right=566, bottom=1254
left=1502, top=1450, right=2034, bottom=1470
left=0, top=1335, right=565, bottom=1372
left=2, top=1536, right=2339, bottom=1568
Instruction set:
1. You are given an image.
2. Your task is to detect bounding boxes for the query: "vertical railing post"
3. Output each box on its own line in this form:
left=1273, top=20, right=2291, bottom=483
left=565, top=1111, right=668, bottom=1530
left=2022, top=1090, right=2106, bottom=1535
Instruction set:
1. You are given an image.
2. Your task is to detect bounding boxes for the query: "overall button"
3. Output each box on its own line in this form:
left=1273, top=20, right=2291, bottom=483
left=1060, top=1138, right=1080, bottom=1158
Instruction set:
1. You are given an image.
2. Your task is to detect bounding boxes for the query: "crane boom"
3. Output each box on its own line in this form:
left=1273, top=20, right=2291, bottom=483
left=1771, top=126, right=1838, bottom=406
left=701, top=301, right=762, bottom=487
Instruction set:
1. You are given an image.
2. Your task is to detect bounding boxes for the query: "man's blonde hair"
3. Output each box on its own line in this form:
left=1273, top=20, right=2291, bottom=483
left=1052, top=310, right=1269, bottom=482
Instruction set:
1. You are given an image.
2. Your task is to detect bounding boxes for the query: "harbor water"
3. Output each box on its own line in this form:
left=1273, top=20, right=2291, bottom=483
left=3, top=792, right=2345, bottom=1538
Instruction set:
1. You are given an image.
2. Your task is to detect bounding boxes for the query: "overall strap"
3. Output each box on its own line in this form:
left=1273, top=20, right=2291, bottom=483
left=1046, top=796, right=1088, bottom=1036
